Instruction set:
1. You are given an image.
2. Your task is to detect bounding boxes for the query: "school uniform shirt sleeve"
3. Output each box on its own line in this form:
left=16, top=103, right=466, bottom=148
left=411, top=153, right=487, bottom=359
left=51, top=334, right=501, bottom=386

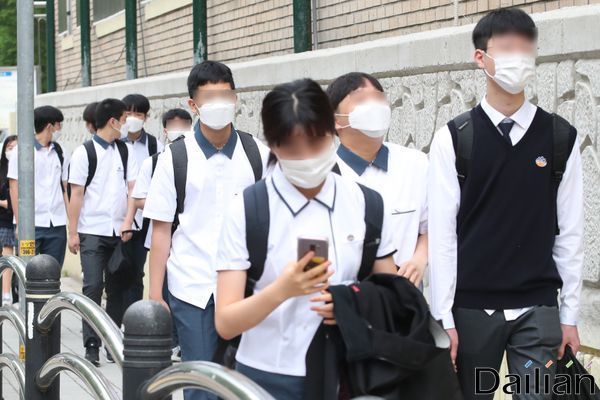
left=126, top=150, right=139, bottom=183
left=375, top=197, right=398, bottom=259
left=6, top=146, right=18, bottom=180
left=157, top=139, right=165, bottom=154
left=142, top=147, right=176, bottom=223
left=132, top=157, right=153, bottom=200
left=216, top=194, right=250, bottom=271
left=67, top=145, right=89, bottom=187
left=553, top=136, right=584, bottom=326
left=427, top=125, right=460, bottom=330
left=418, top=152, right=429, bottom=235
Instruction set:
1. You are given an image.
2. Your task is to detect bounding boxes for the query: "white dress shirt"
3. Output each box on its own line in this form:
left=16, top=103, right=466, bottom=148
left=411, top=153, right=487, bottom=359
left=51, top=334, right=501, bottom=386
left=216, top=166, right=397, bottom=376
left=132, top=155, right=155, bottom=249
left=125, top=130, right=164, bottom=228
left=143, top=129, right=270, bottom=309
left=7, top=142, right=69, bottom=227
left=428, top=96, right=584, bottom=329
left=336, top=142, right=428, bottom=266
left=68, top=135, right=139, bottom=236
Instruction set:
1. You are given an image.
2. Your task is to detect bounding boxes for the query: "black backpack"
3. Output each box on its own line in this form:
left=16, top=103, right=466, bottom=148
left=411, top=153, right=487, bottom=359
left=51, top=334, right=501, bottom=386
left=450, top=110, right=575, bottom=235
left=213, top=177, right=385, bottom=367
left=67, top=139, right=129, bottom=199
left=146, top=131, right=158, bottom=157
left=169, top=130, right=263, bottom=232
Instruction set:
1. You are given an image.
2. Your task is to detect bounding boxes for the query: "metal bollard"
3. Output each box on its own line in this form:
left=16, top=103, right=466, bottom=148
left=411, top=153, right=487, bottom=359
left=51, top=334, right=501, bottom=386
left=25, top=255, right=61, bottom=400
left=123, top=300, right=172, bottom=400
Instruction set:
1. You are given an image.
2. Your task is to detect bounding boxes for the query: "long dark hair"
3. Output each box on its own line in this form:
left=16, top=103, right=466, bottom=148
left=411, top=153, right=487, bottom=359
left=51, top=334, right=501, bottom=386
left=261, top=79, right=335, bottom=148
left=0, top=135, right=18, bottom=187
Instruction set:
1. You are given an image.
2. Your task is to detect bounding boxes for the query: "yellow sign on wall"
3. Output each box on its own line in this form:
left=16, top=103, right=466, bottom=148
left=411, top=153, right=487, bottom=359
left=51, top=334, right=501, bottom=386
left=19, top=240, right=35, bottom=257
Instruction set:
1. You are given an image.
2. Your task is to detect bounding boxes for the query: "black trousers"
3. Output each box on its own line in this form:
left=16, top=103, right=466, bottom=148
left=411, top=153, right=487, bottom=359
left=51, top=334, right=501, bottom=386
left=35, top=225, right=67, bottom=267
left=79, top=233, right=127, bottom=347
left=454, top=306, right=562, bottom=400
left=123, top=230, right=148, bottom=312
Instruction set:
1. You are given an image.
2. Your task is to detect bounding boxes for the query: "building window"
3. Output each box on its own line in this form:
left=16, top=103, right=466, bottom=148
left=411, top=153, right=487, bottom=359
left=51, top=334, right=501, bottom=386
left=57, top=0, right=71, bottom=34
left=93, top=0, right=125, bottom=22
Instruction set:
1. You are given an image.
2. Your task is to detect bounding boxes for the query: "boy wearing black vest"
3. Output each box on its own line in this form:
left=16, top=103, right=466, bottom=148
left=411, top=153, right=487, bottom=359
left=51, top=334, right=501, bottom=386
left=144, top=61, right=269, bottom=400
left=8, top=105, right=69, bottom=267
left=68, top=99, right=139, bottom=367
left=428, top=9, right=583, bottom=399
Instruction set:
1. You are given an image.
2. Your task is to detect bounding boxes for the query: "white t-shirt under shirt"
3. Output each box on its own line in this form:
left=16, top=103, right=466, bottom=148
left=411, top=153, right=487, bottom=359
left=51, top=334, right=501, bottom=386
left=336, top=142, right=428, bottom=266
left=216, top=166, right=397, bottom=377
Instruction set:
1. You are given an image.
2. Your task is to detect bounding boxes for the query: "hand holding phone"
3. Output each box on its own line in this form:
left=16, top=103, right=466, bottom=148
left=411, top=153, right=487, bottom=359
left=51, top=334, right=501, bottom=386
left=297, top=236, right=329, bottom=271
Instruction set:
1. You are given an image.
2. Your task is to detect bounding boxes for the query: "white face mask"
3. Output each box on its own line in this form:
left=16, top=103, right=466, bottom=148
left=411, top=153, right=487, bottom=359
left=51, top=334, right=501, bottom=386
left=277, top=141, right=337, bottom=189
left=337, top=100, right=391, bottom=138
left=52, top=130, right=62, bottom=142
left=114, top=120, right=129, bottom=139
left=484, top=52, right=536, bottom=95
left=126, top=116, right=144, bottom=133
left=166, top=130, right=187, bottom=143
left=5, top=149, right=14, bottom=161
left=197, top=101, right=235, bottom=130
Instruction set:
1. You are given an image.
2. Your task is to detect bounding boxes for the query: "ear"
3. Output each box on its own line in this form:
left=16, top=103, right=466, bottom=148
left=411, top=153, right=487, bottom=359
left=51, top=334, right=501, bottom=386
left=474, top=49, right=486, bottom=70
left=187, top=98, right=198, bottom=114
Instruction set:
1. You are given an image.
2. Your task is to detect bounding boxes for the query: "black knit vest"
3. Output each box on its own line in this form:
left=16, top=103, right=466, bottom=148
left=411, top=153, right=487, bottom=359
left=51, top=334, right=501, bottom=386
left=448, top=104, right=574, bottom=310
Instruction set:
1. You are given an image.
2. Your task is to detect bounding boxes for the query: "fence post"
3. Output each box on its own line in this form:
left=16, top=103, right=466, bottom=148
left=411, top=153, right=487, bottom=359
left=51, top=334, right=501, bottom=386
left=123, top=300, right=172, bottom=400
left=25, top=255, right=61, bottom=400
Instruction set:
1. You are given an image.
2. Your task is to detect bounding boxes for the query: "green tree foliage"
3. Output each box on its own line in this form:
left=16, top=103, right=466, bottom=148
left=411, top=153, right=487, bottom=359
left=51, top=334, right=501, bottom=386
left=0, top=0, right=17, bottom=67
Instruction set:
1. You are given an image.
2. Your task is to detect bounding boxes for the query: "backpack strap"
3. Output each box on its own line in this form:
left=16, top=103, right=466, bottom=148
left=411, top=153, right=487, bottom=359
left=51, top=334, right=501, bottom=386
left=450, top=110, right=474, bottom=189
left=147, top=132, right=158, bottom=156
left=83, top=140, right=97, bottom=189
left=53, top=142, right=65, bottom=193
left=237, top=131, right=263, bottom=182
left=551, top=113, right=576, bottom=235
left=170, top=139, right=188, bottom=233
left=243, top=179, right=270, bottom=295
left=115, top=140, right=129, bottom=182
left=151, top=152, right=159, bottom=178
left=357, top=183, right=384, bottom=281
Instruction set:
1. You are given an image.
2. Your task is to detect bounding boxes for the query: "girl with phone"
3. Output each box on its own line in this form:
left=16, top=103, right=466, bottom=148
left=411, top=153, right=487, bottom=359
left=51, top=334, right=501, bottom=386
left=215, top=79, right=397, bottom=399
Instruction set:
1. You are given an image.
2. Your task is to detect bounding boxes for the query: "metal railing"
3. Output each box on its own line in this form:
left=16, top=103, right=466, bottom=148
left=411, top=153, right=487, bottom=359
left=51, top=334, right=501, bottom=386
left=36, top=353, right=120, bottom=400
left=141, top=362, right=275, bottom=400
left=0, top=353, right=25, bottom=400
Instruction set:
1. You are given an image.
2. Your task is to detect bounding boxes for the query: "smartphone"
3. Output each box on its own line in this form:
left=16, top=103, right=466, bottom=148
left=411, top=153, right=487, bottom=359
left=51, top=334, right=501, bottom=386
left=297, top=236, right=329, bottom=272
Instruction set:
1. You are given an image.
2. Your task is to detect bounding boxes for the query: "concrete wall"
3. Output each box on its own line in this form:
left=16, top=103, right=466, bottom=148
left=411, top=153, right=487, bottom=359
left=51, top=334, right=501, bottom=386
left=40, top=4, right=600, bottom=392
left=53, top=0, right=600, bottom=90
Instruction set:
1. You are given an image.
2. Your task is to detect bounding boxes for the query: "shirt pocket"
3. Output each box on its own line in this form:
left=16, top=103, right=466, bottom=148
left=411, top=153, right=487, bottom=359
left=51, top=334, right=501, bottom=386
left=390, top=202, right=418, bottom=217
left=334, top=233, right=364, bottom=282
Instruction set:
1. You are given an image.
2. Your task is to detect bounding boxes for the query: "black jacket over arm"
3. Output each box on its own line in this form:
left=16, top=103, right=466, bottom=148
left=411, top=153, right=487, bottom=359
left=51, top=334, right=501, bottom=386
left=305, top=274, right=463, bottom=400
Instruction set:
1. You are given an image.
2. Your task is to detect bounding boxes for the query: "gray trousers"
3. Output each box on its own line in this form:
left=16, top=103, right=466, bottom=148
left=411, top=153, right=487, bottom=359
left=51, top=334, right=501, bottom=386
left=454, top=306, right=562, bottom=400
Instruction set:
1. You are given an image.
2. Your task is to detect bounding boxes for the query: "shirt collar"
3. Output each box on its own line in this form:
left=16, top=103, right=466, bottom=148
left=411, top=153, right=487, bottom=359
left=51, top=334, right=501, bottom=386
left=271, top=165, right=337, bottom=217
left=34, top=140, right=54, bottom=151
left=93, top=134, right=114, bottom=149
left=194, top=122, right=237, bottom=159
left=337, top=143, right=389, bottom=176
left=480, top=95, right=537, bottom=130
left=128, top=129, right=147, bottom=145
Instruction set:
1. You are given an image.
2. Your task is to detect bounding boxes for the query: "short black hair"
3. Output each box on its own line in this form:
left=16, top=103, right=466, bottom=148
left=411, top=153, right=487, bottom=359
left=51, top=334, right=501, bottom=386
left=472, top=8, right=537, bottom=51
left=95, top=99, right=127, bottom=130
left=326, top=72, right=384, bottom=111
left=162, top=108, right=193, bottom=128
left=187, top=60, right=235, bottom=98
left=34, top=105, right=64, bottom=134
left=261, top=79, right=334, bottom=147
left=83, top=102, right=98, bottom=129
left=122, top=94, right=150, bottom=115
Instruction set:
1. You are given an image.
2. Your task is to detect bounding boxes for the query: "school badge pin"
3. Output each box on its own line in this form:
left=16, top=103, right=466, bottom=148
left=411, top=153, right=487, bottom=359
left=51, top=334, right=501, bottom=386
left=535, top=156, right=547, bottom=168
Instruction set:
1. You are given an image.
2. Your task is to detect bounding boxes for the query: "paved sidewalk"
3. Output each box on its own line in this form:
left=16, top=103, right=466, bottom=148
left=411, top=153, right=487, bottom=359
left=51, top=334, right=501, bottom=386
left=1, top=277, right=183, bottom=400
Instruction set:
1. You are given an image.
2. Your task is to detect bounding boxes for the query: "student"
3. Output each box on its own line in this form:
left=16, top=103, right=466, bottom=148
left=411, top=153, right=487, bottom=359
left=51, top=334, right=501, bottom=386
left=8, top=106, right=69, bottom=267
left=83, top=101, right=98, bottom=135
left=327, top=72, right=429, bottom=287
left=120, top=93, right=164, bottom=311
left=428, top=9, right=583, bottom=399
left=0, top=135, right=17, bottom=306
left=67, top=98, right=138, bottom=367
left=144, top=61, right=269, bottom=400
left=215, top=78, right=398, bottom=400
